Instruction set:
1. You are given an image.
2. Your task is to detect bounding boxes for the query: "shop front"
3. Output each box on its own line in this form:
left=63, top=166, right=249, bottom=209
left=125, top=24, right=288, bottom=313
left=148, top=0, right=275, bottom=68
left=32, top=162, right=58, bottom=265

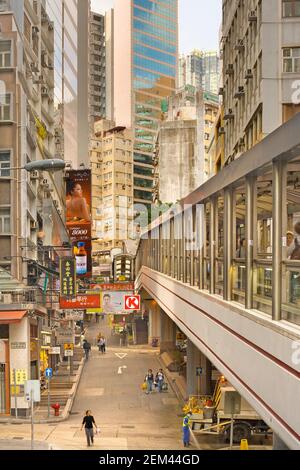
left=0, top=333, right=10, bottom=415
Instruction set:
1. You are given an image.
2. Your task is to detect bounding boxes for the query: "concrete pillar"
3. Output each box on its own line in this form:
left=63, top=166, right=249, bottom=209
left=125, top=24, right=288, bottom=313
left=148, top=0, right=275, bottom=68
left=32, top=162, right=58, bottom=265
left=148, top=302, right=161, bottom=346
left=160, top=309, right=176, bottom=352
left=273, top=434, right=290, bottom=450
left=187, top=339, right=213, bottom=397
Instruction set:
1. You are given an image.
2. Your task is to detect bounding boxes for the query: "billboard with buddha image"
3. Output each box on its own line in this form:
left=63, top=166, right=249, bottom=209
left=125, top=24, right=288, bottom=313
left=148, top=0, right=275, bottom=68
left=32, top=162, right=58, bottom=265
left=65, top=170, right=92, bottom=277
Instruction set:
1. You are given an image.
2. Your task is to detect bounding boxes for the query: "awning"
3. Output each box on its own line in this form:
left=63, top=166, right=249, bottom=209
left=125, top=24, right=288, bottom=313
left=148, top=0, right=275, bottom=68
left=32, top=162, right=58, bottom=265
left=0, top=311, right=27, bottom=325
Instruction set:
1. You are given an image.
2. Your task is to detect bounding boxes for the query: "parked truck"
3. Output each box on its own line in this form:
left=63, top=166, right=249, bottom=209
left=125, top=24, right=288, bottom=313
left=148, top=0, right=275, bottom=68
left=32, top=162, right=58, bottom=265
left=188, top=385, right=270, bottom=443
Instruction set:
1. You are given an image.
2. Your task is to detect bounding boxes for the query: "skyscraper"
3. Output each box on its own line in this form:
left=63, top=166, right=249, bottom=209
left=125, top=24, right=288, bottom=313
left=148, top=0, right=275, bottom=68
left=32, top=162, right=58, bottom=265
left=179, top=50, right=219, bottom=95
left=114, top=0, right=178, bottom=208
left=45, top=0, right=89, bottom=167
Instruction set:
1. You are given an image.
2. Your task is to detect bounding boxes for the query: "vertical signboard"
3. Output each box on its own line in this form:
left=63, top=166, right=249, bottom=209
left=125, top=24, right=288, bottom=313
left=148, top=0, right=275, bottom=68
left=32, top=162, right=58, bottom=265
left=60, top=257, right=77, bottom=296
left=65, top=170, right=92, bottom=277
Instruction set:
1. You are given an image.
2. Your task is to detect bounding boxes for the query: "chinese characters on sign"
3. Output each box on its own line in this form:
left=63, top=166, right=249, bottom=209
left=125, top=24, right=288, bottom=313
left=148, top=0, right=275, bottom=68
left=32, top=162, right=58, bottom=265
left=65, top=170, right=92, bottom=278
left=59, top=294, right=101, bottom=309
left=60, top=257, right=77, bottom=297
left=10, top=369, right=28, bottom=385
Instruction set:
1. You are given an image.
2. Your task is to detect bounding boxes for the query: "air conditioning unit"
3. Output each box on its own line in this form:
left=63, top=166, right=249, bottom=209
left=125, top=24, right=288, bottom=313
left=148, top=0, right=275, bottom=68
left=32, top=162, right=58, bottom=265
left=30, top=220, right=37, bottom=230
left=3, top=293, right=12, bottom=304
left=224, top=109, right=234, bottom=120
left=235, top=39, right=244, bottom=51
left=41, top=86, right=49, bottom=96
left=245, top=68, right=253, bottom=79
left=32, top=26, right=39, bottom=37
left=218, top=127, right=225, bottom=135
left=30, top=171, right=39, bottom=180
left=226, top=64, right=234, bottom=75
left=30, top=62, right=39, bottom=73
left=234, top=86, right=245, bottom=98
left=248, top=10, right=257, bottom=22
left=218, top=87, right=224, bottom=96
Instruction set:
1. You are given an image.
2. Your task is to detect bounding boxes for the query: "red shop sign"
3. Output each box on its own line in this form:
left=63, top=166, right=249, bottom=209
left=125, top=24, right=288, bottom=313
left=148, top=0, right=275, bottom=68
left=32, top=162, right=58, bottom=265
left=60, top=294, right=101, bottom=309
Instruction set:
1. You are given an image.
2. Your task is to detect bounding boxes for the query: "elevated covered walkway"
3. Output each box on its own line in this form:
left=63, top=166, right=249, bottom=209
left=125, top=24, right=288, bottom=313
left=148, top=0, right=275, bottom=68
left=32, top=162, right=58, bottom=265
left=135, top=113, right=300, bottom=449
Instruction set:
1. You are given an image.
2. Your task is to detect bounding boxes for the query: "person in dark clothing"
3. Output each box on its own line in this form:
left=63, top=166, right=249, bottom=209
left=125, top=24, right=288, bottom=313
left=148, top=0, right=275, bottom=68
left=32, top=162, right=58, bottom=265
left=83, top=339, right=91, bottom=360
left=145, top=369, right=154, bottom=394
left=81, top=410, right=98, bottom=447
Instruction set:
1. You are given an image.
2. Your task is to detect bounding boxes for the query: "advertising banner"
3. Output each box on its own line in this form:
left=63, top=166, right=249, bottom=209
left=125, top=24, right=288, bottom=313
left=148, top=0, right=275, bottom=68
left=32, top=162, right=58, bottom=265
left=59, top=294, right=101, bottom=310
left=59, top=257, right=76, bottom=297
left=66, top=170, right=92, bottom=277
left=90, top=283, right=135, bottom=291
left=87, top=291, right=133, bottom=314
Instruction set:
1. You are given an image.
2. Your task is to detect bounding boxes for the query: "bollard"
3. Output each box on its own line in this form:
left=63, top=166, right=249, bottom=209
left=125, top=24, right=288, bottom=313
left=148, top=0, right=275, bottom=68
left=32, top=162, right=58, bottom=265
left=240, top=439, right=249, bottom=450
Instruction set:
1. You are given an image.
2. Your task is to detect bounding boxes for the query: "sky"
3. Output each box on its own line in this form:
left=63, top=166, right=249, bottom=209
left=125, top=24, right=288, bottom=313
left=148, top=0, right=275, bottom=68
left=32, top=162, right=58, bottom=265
left=90, top=0, right=222, bottom=54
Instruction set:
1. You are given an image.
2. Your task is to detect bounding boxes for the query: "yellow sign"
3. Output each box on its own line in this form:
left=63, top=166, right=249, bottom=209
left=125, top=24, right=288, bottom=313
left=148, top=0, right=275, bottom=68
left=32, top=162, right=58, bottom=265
left=11, top=385, right=21, bottom=395
left=64, top=343, right=74, bottom=351
left=10, top=369, right=28, bottom=385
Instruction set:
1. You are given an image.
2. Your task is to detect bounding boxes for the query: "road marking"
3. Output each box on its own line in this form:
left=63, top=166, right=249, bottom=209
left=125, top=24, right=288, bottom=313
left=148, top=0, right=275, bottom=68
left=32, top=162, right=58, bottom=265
left=117, top=366, right=127, bottom=375
left=115, top=353, right=128, bottom=359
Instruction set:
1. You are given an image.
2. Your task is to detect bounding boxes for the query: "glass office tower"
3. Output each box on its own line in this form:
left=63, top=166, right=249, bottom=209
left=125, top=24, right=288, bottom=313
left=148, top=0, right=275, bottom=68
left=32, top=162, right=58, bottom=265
left=114, top=0, right=178, bottom=207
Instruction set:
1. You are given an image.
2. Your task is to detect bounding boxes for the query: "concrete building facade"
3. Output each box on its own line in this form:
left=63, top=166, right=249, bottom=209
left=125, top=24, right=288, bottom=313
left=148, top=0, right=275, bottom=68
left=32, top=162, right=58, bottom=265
left=114, top=0, right=178, bottom=207
left=153, top=86, right=219, bottom=203
left=222, top=0, right=300, bottom=164
left=90, top=120, right=134, bottom=270
left=0, top=1, right=69, bottom=417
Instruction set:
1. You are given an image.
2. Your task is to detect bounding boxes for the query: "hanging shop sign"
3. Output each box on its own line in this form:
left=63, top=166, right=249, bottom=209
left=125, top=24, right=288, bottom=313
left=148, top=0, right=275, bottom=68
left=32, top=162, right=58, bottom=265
left=64, top=310, right=85, bottom=321
left=59, top=294, right=100, bottom=309
left=60, top=257, right=77, bottom=297
left=65, top=170, right=92, bottom=278
left=10, top=369, right=28, bottom=385
left=56, top=328, right=74, bottom=345
left=49, top=347, right=61, bottom=355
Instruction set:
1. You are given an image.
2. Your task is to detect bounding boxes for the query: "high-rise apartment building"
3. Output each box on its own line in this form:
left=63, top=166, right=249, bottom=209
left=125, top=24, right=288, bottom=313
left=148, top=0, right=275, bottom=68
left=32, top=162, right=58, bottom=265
left=45, top=0, right=89, bottom=167
left=221, top=0, right=300, bottom=164
left=114, top=0, right=178, bottom=208
left=0, top=0, right=69, bottom=416
left=89, top=11, right=106, bottom=125
left=179, top=50, right=219, bottom=94
left=90, top=120, right=134, bottom=272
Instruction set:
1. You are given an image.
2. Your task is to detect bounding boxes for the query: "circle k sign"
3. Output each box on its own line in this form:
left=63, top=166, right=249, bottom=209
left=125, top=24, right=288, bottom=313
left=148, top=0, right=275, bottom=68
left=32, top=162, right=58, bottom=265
left=124, top=295, right=141, bottom=311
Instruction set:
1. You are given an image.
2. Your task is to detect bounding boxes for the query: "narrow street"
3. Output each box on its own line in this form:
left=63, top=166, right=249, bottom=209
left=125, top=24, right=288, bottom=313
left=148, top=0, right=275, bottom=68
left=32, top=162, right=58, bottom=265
left=0, top=319, right=185, bottom=450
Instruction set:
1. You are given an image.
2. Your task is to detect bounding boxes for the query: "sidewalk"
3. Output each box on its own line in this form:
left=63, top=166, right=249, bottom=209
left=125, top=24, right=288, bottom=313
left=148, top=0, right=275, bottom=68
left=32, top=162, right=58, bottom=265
left=0, top=347, right=85, bottom=425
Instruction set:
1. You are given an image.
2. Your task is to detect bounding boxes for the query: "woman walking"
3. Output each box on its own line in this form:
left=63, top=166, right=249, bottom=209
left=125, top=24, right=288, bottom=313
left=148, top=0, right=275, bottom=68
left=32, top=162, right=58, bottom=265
left=81, top=410, right=98, bottom=447
left=145, top=369, right=154, bottom=395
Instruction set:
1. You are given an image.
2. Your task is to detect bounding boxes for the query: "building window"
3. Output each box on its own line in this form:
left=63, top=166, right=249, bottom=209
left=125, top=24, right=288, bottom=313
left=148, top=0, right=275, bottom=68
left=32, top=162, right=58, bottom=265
left=283, top=0, right=300, bottom=16
left=0, top=94, right=12, bottom=121
left=283, top=47, right=300, bottom=72
left=0, top=208, right=10, bottom=233
left=0, top=40, right=11, bottom=67
left=0, top=151, right=10, bottom=177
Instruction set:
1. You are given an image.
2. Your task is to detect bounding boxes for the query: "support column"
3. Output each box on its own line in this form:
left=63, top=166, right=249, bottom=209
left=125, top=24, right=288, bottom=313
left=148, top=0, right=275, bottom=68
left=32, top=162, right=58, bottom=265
left=246, top=176, right=255, bottom=309
left=273, top=434, right=290, bottom=450
left=160, top=310, right=176, bottom=352
left=272, top=160, right=283, bottom=321
left=210, top=197, right=217, bottom=295
left=148, top=302, right=161, bottom=346
left=187, top=340, right=213, bottom=397
left=224, top=188, right=233, bottom=301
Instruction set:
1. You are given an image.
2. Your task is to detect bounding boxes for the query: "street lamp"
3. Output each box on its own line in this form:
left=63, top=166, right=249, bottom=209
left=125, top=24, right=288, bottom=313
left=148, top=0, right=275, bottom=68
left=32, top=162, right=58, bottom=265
left=7, top=159, right=66, bottom=172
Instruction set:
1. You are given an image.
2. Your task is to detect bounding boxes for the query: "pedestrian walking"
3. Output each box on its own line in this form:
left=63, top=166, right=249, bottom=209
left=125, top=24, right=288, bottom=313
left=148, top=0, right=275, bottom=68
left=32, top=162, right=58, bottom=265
left=145, top=369, right=154, bottom=394
left=98, top=336, right=106, bottom=354
left=81, top=410, right=98, bottom=447
left=182, top=411, right=192, bottom=447
left=155, top=369, right=165, bottom=393
left=83, top=339, right=91, bottom=360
